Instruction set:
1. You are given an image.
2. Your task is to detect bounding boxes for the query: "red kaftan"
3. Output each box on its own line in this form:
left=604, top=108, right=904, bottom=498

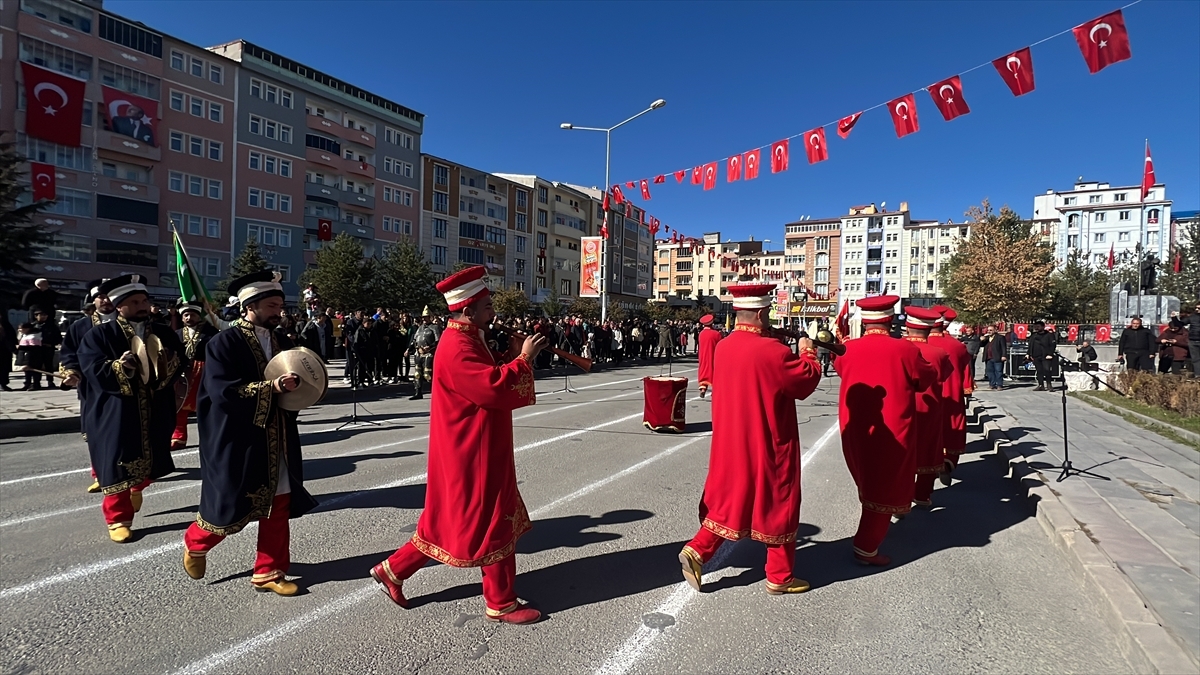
left=928, top=333, right=971, bottom=454
left=835, top=330, right=938, bottom=514
left=697, top=327, right=722, bottom=390
left=411, top=319, right=537, bottom=567
left=697, top=325, right=822, bottom=544
left=904, top=337, right=952, bottom=474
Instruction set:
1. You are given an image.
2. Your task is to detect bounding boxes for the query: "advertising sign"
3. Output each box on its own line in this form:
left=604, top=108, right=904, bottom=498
left=580, top=236, right=601, bottom=297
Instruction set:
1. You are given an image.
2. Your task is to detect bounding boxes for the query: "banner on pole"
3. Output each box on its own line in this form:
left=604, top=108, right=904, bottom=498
left=580, top=236, right=601, bottom=298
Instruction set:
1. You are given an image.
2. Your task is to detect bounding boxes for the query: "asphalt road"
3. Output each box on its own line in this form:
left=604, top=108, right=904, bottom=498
left=0, top=359, right=1131, bottom=674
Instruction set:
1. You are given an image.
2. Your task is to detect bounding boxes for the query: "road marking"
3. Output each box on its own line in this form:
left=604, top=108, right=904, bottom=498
left=593, top=421, right=840, bottom=675
left=0, top=399, right=661, bottom=599
left=0, top=482, right=196, bottom=528
left=171, top=428, right=711, bottom=674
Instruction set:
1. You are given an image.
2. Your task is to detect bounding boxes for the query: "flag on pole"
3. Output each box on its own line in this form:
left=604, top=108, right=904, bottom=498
left=1141, top=140, right=1155, bottom=201
left=1107, top=244, right=1115, bottom=271
left=173, top=229, right=215, bottom=316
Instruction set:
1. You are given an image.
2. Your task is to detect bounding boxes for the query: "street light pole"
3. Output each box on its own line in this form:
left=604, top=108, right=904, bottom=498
left=561, top=99, right=666, bottom=324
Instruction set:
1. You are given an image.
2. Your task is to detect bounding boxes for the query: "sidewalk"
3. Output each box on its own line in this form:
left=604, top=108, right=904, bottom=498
left=976, top=385, right=1199, bottom=674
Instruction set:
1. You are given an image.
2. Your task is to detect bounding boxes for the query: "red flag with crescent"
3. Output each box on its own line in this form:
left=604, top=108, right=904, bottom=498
left=1095, top=324, right=1112, bottom=343
left=653, top=175, right=666, bottom=184
left=837, top=112, right=862, bottom=139
left=624, top=200, right=632, bottom=218
left=1014, top=324, right=1029, bottom=340
left=702, top=162, right=718, bottom=190
left=601, top=192, right=610, bottom=213
left=611, top=184, right=625, bottom=205
left=1067, top=324, right=1079, bottom=342
left=674, top=170, right=687, bottom=183
left=625, top=181, right=636, bottom=189
left=691, top=166, right=703, bottom=185
left=30, top=162, right=56, bottom=202
left=727, top=155, right=742, bottom=182
left=1073, top=10, right=1131, bottom=74
left=20, top=62, right=87, bottom=147
left=640, top=179, right=651, bottom=201
left=887, top=93, right=920, bottom=138
left=929, top=75, right=971, bottom=121
left=805, top=127, right=828, bottom=164
left=1141, top=141, right=1155, bottom=201
left=649, top=217, right=660, bottom=236
left=770, top=139, right=789, bottom=173
left=1107, top=244, right=1115, bottom=270
left=744, top=149, right=761, bottom=180
left=102, top=85, right=159, bottom=147
left=992, top=47, right=1036, bottom=96
left=317, top=218, right=333, bottom=241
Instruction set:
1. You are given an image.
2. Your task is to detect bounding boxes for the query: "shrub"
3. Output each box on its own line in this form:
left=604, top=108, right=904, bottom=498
left=1109, top=370, right=1200, bottom=419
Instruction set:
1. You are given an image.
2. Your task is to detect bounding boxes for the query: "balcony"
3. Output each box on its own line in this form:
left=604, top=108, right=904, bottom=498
left=306, top=114, right=375, bottom=148
left=306, top=148, right=375, bottom=179
left=461, top=184, right=507, bottom=207
left=867, top=240, right=883, bottom=249
left=95, top=129, right=162, bottom=162
left=304, top=181, right=375, bottom=209
left=96, top=176, right=160, bottom=203
left=865, top=273, right=882, bottom=281
left=304, top=214, right=374, bottom=241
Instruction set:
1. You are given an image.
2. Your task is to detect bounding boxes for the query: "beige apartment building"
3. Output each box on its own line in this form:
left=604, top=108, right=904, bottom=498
left=493, top=175, right=595, bottom=304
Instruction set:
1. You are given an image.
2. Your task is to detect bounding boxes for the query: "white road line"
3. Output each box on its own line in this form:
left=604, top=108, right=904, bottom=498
left=593, top=421, right=840, bottom=675
left=171, top=425, right=711, bottom=674
left=0, top=482, right=196, bottom=528
left=0, top=399, right=661, bottom=599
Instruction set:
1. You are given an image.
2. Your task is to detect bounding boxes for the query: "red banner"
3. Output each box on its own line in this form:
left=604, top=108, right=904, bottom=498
left=317, top=218, right=333, bottom=241
left=30, top=162, right=56, bottom=202
left=580, top=236, right=601, bottom=298
left=1014, top=323, right=1029, bottom=340
left=21, top=62, right=86, bottom=147
left=1067, top=324, right=1079, bottom=341
left=102, top=85, right=159, bottom=146
left=1095, top=324, right=1112, bottom=342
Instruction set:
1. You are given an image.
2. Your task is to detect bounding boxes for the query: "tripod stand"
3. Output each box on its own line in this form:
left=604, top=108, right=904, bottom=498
left=545, top=344, right=578, bottom=394
left=335, top=360, right=380, bottom=431
left=1053, top=353, right=1109, bottom=483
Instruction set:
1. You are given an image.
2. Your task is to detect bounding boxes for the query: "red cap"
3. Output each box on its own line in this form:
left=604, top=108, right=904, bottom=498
left=856, top=295, right=899, bottom=324
left=942, top=308, right=958, bottom=321
left=904, top=306, right=941, bottom=329
left=436, top=265, right=490, bottom=312
left=699, top=314, right=715, bottom=326
left=728, top=283, right=776, bottom=310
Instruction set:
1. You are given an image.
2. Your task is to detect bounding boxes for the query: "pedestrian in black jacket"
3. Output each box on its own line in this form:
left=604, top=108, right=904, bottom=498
left=959, top=325, right=981, bottom=382
left=1117, top=318, right=1155, bottom=372
left=980, top=326, right=1007, bottom=390
left=30, top=306, right=61, bottom=387
left=1027, top=321, right=1058, bottom=391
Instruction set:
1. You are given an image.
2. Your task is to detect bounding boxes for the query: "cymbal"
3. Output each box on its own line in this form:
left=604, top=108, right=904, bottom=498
left=264, top=347, right=328, bottom=410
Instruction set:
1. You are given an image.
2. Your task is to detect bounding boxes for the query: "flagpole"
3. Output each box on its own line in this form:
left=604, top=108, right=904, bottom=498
left=172, top=223, right=219, bottom=326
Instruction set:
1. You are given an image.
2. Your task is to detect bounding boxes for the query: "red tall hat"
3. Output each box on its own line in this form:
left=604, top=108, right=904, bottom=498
left=904, top=305, right=941, bottom=330
left=728, top=283, right=776, bottom=310
left=857, top=294, right=900, bottom=324
left=931, top=304, right=952, bottom=327
left=436, top=265, right=490, bottom=312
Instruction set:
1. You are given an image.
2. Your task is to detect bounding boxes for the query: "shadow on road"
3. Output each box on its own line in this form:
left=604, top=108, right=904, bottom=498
left=304, top=450, right=423, bottom=482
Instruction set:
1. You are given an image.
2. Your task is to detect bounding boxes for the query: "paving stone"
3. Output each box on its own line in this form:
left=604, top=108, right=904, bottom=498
left=1119, top=562, right=1200, bottom=659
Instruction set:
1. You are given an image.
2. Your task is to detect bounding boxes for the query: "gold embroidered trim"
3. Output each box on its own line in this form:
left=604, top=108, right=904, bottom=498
left=860, top=498, right=912, bottom=515
left=447, top=319, right=477, bottom=337
left=59, top=364, right=81, bottom=379
left=905, top=336, right=928, bottom=343
left=509, top=359, right=535, bottom=403
left=915, top=465, right=944, bottom=475
left=701, top=518, right=798, bottom=545
left=103, top=318, right=157, bottom=495
left=112, top=360, right=133, bottom=397
left=410, top=502, right=531, bottom=568
left=734, top=324, right=763, bottom=335
left=381, top=559, right=402, bottom=584
left=486, top=601, right=520, bottom=617
left=863, top=328, right=891, bottom=336
left=235, top=381, right=274, bottom=428
left=251, top=570, right=284, bottom=583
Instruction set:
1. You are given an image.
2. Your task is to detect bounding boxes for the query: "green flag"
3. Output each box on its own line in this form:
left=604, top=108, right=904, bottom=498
left=173, top=230, right=214, bottom=310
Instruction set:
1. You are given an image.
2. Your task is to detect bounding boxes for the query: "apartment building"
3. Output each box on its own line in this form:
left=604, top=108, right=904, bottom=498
left=419, top=156, right=532, bottom=292
left=208, top=40, right=424, bottom=299
left=560, top=184, right=653, bottom=310
left=782, top=217, right=842, bottom=321
left=903, top=218, right=969, bottom=302
left=1032, top=179, right=1172, bottom=270
left=4, top=0, right=237, bottom=303
left=655, top=233, right=767, bottom=303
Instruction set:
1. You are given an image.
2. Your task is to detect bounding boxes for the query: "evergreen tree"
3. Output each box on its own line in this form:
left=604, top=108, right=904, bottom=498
left=371, top=239, right=439, bottom=313
left=214, top=238, right=271, bottom=303
left=541, top=287, right=562, bottom=318
left=1047, top=250, right=1111, bottom=323
left=299, top=232, right=374, bottom=311
left=0, top=140, right=52, bottom=306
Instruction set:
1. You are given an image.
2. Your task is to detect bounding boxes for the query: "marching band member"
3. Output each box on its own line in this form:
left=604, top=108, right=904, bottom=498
left=679, top=284, right=821, bottom=595
left=182, top=271, right=315, bottom=596
left=929, top=306, right=973, bottom=485
left=78, top=275, right=187, bottom=543
left=59, top=278, right=113, bottom=493
left=902, top=307, right=952, bottom=508
left=834, top=295, right=936, bottom=566
left=172, top=299, right=219, bottom=450
left=696, top=313, right=721, bottom=398
left=371, top=265, right=549, bottom=624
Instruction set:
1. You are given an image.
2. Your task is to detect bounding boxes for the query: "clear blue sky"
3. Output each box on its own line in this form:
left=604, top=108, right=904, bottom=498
left=113, top=0, right=1199, bottom=245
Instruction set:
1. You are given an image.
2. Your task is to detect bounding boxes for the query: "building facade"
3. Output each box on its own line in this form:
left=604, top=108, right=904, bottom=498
left=782, top=217, right=842, bottom=321
left=560, top=184, right=654, bottom=310
left=1033, top=179, right=1172, bottom=270
left=901, top=218, right=967, bottom=303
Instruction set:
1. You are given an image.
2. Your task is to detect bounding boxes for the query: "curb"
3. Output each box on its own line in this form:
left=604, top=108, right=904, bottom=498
left=1072, top=392, right=1200, bottom=448
left=0, top=416, right=82, bottom=440
left=980, top=406, right=1199, bottom=675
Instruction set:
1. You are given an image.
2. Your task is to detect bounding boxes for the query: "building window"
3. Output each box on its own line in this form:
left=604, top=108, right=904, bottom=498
left=1089, top=195, right=1102, bottom=204
left=207, top=179, right=221, bottom=199
left=189, top=56, right=204, bottom=78
left=40, top=232, right=91, bottom=262
left=169, top=131, right=183, bottom=152
left=433, top=218, right=447, bottom=239
left=188, top=175, right=203, bottom=196
left=209, top=64, right=223, bottom=84
left=98, top=60, right=160, bottom=98
left=515, top=235, right=526, bottom=253
left=433, top=165, right=449, bottom=186
left=186, top=214, right=202, bottom=235
left=1094, top=212, right=1106, bottom=223
left=98, top=14, right=162, bottom=57
left=1118, top=231, right=1130, bottom=242
left=537, top=186, right=548, bottom=204
left=559, top=279, right=571, bottom=296
left=537, top=209, right=548, bottom=227
left=249, top=114, right=292, bottom=143
left=170, top=91, right=184, bottom=111
left=431, top=246, right=447, bottom=266
left=188, top=96, right=203, bottom=117
left=1114, top=192, right=1127, bottom=202
left=460, top=222, right=485, bottom=241
left=515, top=213, right=527, bottom=232
left=189, top=136, right=203, bottom=156
left=206, top=218, right=220, bottom=238
left=1094, top=232, right=1106, bottom=243
left=516, top=190, right=528, bottom=209
left=16, top=134, right=93, bottom=171
left=433, top=192, right=449, bottom=213
left=247, top=224, right=291, bottom=248
left=1119, top=210, right=1131, bottom=221
left=168, top=171, right=183, bottom=192
left=1064, top=197, right=1077, bottom=206
left=208, top=140, right=222, bottom=161
left=208, top=102, right=223, bottom=123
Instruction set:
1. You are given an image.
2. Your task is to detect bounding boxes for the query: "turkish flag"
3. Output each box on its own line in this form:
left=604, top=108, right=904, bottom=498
left=744, top=149, right=761, bottom=180
left=640, top=179, right=652, bottom=201
left=602, top=192, right=610, bottom=212
left=625, top=181, right=636, bottom=189
left=929, top=75, right=971, bottom=121
left=691, top=167, right=703, bottom=185
left=674, top=170, right=687, bottom=183
left=317, top=218, right=333, bottom=241
left=1141, top=141, right=1155, bottom=201
left=837, top=112, right=862, bottom=139
left=20, top=62, right=86, bottom=147
left=1067, top=325, right=1079, bottom=342
left=653, top=175, right=665, bottom=184
left=1095, top=324, right=1111, bottom=343
left=727, top=155, right=742, bottom=182
left=1173, top=251, right=1182, bottom=273
left=770, top=140, right=789, bottom=173
left=887, top=93, right=919, bottom=138
left=30, top=162, right=56, bottom=202
left=624, top=200, right=632, bottom=218
left=611, top=184, right=625, bottom=204
left=1107, top=244, right=1115, bottom=270
left=702, top=162, right=718, bottom=190
left=1014, top=323, right=1029, bottom=340
left=1073, top=10, right=1132, bottom=74
left=649, top=217, right=660, bottom=236
left=102, top=85, right=159, bottom=147
left=600, top=211, right=609, bottom=240
left=992, top=47, right=1036, bottom=96
left=804, top=127, right=828, bottom=164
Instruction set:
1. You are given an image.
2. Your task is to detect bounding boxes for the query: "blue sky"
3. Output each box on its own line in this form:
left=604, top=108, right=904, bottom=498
left=113, top=0, right=1199, bottom=246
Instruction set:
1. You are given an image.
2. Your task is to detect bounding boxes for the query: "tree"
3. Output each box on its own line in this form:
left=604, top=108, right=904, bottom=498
left=214, top=238, right=271, bottom=303
left=299, top=232, right=374, bottom=311
left=1158, top=219, right=1200, bottom=303
left=607, top=301, right=629, bottom=323
left=570, top=297, right=601, bottom=321
left=491, top=285, right=531, bottom=318
left=1047, top=250, right=1111, bottom=323
left=541, top=287, right=562, bottom=318
left=371, top=239, right=439, bottom=313
left=0, top=140, right=52, bottom=306
left=644, top=301, right=674, bottom=322
left=939, top=200, right=1055, bottom=324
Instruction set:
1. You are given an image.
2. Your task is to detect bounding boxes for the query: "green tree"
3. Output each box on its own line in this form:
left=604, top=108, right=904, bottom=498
left=939, top=199, right=1055, bottom=323
left=299, top=232, right=374, bottom=311
left=570, top=297, right=601, bottom=321
left=1158, top=219, right=1200, bottom=303
left=0, top=140, right=52, bottom=306
left=371, top=239, right=439, bottom=313
left=644, top=301, right=674, bottom=322
left=607, top=301, right=629, bottom=323
left=1047, top=250, right=1111, bottom=323
left=215, top=238, right=271, bottom=303
left=541, top=287, right=562, bottom=318
left=491, top=285, right=531, bottom=318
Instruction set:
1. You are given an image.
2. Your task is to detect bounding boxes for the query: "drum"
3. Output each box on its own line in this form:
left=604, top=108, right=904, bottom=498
left=264, top=347, right=329, bottom=410
left=643, top=376, right=688, bottom=433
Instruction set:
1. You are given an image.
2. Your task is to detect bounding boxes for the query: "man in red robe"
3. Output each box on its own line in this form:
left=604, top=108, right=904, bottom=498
left=371, top=266, right=548, bottom=624
left=929, top=306, right=973, bottom=484
left=903, top=307, right=952, bottom=508
left=835, top=295, right=937, bottom=566
left=680, top=284, right=822, bottom=595
left=696, top=314, right=722, bottom=398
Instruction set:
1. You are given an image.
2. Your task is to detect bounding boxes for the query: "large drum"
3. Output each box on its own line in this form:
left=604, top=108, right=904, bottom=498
left=643, top=376, right=688, bottom=433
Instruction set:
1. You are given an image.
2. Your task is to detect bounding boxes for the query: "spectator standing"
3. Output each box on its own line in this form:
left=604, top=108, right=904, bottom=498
left=959, top=325, right=981, bottom=382
left=370, top=312, right=390, bottom=383
left=301, top=313, right=330, bottom=361
left=1184, top=307, right=1200, bottom=378
left=352, top=317, right=377, bottom=387
left=387, top=314, right=411, bottom=383
left=16, top=322, right=43, bottom=390
left=30, top=307, right=61, bottom=388
left=1157, top=318, right=1190, bottom=375
left=342, top=309, right=364, bottom=384
left=980, top=325, right=1007, bottom=391
left=1117, top=318, right=1155, bottom=372
left=0, top=308, right=15, bottom=391
left=1027, top=320, right=1058, bottom=391
left=21, top=278, right=58, bottom=321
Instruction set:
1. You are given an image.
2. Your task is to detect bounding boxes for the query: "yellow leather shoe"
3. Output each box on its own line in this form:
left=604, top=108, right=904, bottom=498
left=130, top=491, right=143, bottom=513
left=253, top=579, right=299, bottom=596
left=183, top=550, right=206, bottom=580
left=766, top=578, right=811, bottom=595
left=87, top=480, right=101, bottom=494
left=678, top=547, right=704, bottom=592
left=108, top=524, right=133, bottom=543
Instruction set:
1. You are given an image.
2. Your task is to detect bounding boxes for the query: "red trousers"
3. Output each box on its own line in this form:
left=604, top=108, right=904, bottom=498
left=945, top=449, right=962, bottom=471
left=853, top=509, right=892, bottom=558
left=101, top=479, right=151, bottom=526
left=184, top=494, right=291, bottom=583
left=382, top=541, right=517, bottom=613
left=172, top=409, right=189, bottom=443
left=914, top=474, right=936, bottom=503
left=684, top=527, right=795, bottom=586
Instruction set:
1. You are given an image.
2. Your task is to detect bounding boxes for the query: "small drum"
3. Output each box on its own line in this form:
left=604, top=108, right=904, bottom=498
left=643, top=376, right=688, bottom=433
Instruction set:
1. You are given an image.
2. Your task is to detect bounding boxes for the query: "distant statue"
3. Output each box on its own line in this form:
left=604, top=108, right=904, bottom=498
left=1140, top=254, right=1158, bottom=292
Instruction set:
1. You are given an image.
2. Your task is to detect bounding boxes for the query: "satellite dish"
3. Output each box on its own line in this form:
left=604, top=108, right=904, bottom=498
left=881, top=202, right=887, bottom=210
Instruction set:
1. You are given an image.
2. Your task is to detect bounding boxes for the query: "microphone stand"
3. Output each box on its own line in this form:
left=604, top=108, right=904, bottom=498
left=546, top=338, right=577, bottom=395
left=336, top=357, right=380, bottom=431
left=1053, top=353, right=1109, bottom=482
